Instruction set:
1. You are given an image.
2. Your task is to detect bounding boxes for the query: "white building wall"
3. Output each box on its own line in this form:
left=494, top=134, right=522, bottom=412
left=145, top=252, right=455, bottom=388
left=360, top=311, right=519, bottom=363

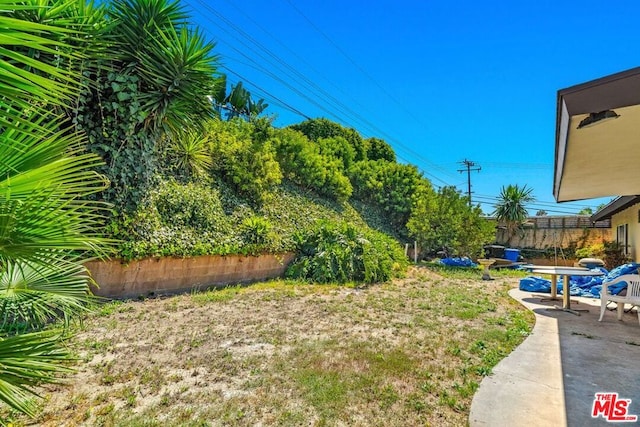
left=611, top=202, right=640, bottom=262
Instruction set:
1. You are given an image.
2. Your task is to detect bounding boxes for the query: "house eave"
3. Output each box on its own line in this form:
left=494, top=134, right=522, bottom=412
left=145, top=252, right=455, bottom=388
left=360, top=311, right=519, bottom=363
left=554, top=67, right=640, bottom=202
left=590, top=195, right=640, bottom=222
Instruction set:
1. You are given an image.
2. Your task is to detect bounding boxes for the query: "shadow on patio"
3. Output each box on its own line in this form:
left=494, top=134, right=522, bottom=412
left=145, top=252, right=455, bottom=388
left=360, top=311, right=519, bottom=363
left=469, top=287, right=640, bottom=427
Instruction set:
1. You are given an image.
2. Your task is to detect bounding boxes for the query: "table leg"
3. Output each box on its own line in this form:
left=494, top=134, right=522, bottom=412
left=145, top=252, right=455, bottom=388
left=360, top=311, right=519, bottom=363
left=547, top=275, right=588, bottom=315
left=540, top=273, right=561, bottom=302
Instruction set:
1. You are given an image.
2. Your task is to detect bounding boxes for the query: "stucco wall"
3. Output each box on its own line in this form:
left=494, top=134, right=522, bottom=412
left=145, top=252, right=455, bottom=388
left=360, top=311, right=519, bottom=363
left=611, top=202, right=640, bottom=262
left=85, top=253, right=296, bottom=299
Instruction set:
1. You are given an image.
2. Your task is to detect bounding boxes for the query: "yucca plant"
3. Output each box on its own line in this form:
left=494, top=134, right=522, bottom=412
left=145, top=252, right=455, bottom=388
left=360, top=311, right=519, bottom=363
left=108, top=0, right=219, bottom=132
left=0, top=0, right=111, bottom=418
left=74, top=0, right=221, bottom=210
left=492, top=184, right=535, bottom=244
left=165, top=128, right=212, bottom=180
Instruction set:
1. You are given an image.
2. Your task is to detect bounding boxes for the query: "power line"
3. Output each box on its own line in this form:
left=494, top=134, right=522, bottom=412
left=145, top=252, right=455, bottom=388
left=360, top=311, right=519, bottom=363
left=184, top=0, right=457, bottom=187
left=282, top=0, right=434, bottom=136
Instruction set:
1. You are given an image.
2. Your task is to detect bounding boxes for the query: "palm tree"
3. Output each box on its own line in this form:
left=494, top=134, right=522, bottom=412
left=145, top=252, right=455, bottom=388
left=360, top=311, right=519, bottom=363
left=211, top=80, right=269, bottom=121
left=0, top=0, right=110, bottom=417
left=492, top=184, right=535, bottom=244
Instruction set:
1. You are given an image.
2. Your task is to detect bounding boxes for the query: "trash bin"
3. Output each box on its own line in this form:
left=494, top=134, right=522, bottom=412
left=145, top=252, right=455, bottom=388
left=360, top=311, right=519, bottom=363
left=504, top=248, right=520, bottom=262
left=483, top=245, right=505, bottom=259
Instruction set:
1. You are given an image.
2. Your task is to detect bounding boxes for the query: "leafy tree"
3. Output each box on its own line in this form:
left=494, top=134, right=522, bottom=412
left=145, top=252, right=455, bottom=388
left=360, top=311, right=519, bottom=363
left=0, top=0, right=110, bottom=417
left=492, top=184, right=535, bottom=244
left=407, top=186, right=494, bottom=257
left=349, top=160, right=424, bottom=231
left=578, top=207, right=593, bottom=215
left=290, top=118, right=368, bottom=162
left=535, top=210, right=547, bottom=216
left=366, top=137, right=396, bottom=162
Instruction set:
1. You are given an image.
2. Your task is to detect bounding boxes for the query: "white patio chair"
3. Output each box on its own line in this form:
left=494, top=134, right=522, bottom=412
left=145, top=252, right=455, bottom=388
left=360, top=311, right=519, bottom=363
left=599, top=274, right=640, bottom=326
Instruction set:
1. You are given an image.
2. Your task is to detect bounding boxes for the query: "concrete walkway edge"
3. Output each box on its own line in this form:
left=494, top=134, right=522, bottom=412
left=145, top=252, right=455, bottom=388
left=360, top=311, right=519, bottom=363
left=469, top=288, right=567, bottom=427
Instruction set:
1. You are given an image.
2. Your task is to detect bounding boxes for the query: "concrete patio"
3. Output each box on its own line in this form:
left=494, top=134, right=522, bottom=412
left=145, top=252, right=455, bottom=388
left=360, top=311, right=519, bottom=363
left=470, top=287, right=640, bottom=427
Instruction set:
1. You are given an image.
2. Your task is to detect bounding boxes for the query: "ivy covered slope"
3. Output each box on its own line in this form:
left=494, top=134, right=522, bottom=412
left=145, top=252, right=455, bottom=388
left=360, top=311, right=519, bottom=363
left=109, top=180, right=376, bottom=260
left=108, top=116, right=409, bottom=262
left=106, top=117, right=417, bottom=283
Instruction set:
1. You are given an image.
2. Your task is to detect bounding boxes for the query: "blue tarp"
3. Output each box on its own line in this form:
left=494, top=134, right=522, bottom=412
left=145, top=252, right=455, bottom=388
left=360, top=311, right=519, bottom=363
left=519, top=262, right=640, bottom=299
left=439, top=257, right=477, bottom=267
left=519, top=276, right=552, bottom=293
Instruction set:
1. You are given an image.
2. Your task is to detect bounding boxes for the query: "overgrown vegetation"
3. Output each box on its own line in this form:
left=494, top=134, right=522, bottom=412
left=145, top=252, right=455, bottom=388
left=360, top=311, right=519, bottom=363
left=0, top=0, right=502, bottom=420
left=575, top=241, right=631, bottom=269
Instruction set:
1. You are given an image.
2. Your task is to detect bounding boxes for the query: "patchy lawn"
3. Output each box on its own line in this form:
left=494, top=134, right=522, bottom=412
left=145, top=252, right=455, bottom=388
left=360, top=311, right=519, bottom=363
left=27, top=265, right=532, bottom=426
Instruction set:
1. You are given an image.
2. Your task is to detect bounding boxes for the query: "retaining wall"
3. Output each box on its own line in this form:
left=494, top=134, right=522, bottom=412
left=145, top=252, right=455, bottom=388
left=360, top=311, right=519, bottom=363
left=85, top=253, right=296, bottom=299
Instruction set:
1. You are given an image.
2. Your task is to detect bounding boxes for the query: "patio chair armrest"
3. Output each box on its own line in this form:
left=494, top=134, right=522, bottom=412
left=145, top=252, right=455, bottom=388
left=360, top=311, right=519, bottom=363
left=602, top=274, right=640, bottom=296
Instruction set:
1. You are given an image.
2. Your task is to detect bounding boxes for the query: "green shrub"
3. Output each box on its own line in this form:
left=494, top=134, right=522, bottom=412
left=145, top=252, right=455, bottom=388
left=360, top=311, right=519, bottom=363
left=286, top=221, right=408, bottom=284
left=209, top=118, right=282, bottom=204
left=575, top=243, right=605, bottom=259
left=317, top=136, right=355, bottom=171
left=602, top=241, right=631, bottom=270
left=289, top=118, right=367, bottom=162
left=240, top=216, right=272, bottom=245
left=348, top=160, right=424, bottom=231
left=239, top=216, right=281, bottom=253
left=153, top=181, right=231, bottom=233
left=273, top=128, right=352, bottom=202
left=366, top=137, right=395, bottom=162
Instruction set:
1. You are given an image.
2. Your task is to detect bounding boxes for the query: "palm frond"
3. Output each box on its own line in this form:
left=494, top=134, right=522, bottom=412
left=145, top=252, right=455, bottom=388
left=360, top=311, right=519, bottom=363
left=0, top=109, right=113, bottom=264
left=0, top=256, right=96, bottom=333
left=0, top=12, right=82, bottom=104
left=0, top=330, right=71, bottom=417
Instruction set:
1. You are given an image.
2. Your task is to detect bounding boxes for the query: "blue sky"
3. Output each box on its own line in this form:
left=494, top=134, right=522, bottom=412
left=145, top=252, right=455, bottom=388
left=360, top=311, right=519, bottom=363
left=181, top=0, right=640, bottom=215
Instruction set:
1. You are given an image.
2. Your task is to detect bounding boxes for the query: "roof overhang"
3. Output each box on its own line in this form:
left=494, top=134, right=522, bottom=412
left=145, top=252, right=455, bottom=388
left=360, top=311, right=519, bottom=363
left=590, top=195, right=640, bottom=222
left=554, top=67, right=640, bottom=202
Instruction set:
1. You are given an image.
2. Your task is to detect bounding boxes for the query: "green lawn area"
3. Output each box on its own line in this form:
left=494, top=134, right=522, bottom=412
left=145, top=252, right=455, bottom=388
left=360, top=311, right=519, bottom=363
left=20, top=265, right=533, bottom=426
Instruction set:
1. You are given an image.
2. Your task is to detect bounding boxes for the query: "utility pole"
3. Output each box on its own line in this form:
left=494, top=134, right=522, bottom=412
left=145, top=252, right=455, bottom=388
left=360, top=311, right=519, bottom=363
left=457, top=159, right=481, bottom=206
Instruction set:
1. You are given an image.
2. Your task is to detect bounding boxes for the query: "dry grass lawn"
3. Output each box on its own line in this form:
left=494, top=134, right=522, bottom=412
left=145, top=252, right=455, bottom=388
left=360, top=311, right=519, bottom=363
left=22, top=265, right=532, bottom=426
